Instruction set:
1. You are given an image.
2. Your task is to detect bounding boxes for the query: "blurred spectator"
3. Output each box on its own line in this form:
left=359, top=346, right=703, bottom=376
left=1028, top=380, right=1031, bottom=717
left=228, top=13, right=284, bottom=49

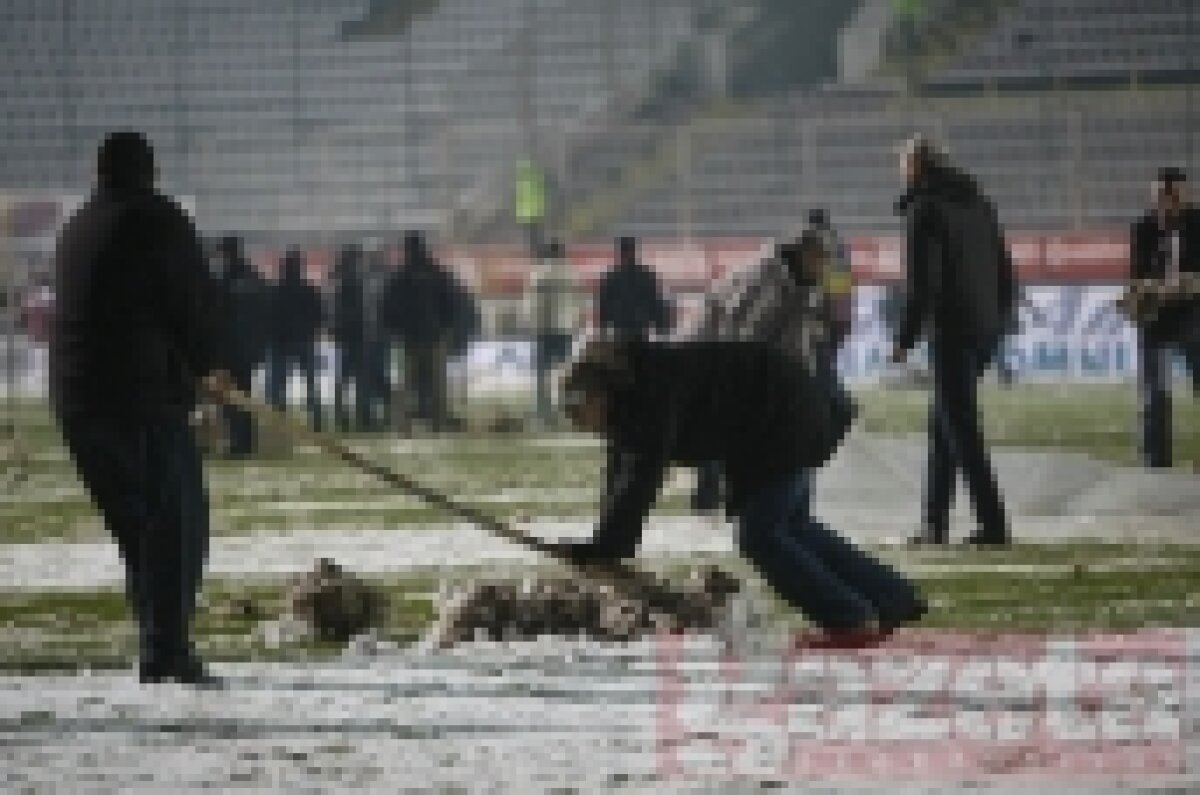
left=1132, top=166, right=1200, bottom=467
left=595, top=236, right=672, bottom=339
left=515, top=157, right=547, bottom=259
left=687, top=232, right=847, bottom=512
left=362, top=244, right=393, bottom=431
left=891, top=134, right=1013, bottom=546
left=807, top=208, right=853, bottom=355
left=216, top=235, right=269, bottom=457
left=331, top=244, right=370, bottom=432
left=444, top=269, right=481, bottom=429
left=525, top=238, right=583, bottom=425
left=19, top=277, right=56, bottom=346
left=267, top=247, right=324, bottom=431
left=381, top=231, right=458, bottom=431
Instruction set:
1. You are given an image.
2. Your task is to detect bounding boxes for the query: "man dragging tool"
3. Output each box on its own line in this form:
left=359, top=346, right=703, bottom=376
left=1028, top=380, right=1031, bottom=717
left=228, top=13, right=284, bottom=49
left=549, top=335, right=927, bottom=646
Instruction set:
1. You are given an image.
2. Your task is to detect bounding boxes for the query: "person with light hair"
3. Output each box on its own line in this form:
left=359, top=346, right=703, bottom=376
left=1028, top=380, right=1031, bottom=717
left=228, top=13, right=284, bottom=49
left=891, top=133, right=1015, bottom=546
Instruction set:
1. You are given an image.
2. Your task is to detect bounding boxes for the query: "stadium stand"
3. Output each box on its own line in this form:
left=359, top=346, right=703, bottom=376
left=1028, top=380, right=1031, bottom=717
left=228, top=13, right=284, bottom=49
left=0, top=0, right=697, bottom=239
left=0, top=0, right=1194, bottom=244
left=582, top=87, right=1196, bottom=240
left=929, top=0, right=1198, bottom=88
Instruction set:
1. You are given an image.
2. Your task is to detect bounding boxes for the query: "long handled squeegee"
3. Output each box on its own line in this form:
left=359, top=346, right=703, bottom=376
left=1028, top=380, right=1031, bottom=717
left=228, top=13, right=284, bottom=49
left=207, top=384, right=728, bottom=621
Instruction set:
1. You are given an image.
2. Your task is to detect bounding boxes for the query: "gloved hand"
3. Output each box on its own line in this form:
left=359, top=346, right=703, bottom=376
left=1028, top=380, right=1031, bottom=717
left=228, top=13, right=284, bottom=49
left=545, top=540, right=635, bottom=566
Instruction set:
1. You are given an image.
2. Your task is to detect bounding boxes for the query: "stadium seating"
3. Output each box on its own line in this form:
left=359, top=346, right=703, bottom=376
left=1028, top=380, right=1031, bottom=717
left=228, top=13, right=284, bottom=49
left=930, top=0, right=1197, bottom=86
left=0, top=0, right=697, bottom=239
left=1, top=0, right=1194, bottom=243
left=588, top=87, right=1196, bottom=239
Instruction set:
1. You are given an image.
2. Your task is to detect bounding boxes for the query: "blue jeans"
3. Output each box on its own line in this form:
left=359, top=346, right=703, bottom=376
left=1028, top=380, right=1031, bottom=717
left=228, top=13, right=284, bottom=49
left=736, top=469, right=923, bottom=631
left=1138, top=313, right=1200, bottom=468
left=60, top=412, right=209, bottom=668
left=364, top=337, right=393, bottom=431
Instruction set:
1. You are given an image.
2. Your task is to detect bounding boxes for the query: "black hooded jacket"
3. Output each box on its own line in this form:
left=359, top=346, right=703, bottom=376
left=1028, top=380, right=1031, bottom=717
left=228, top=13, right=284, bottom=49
left=50, top=185, right=221, bottom=418
left=894, top=164, right=1016, bottom=358
left=595, top=258, right=672, bottom=338
left=584, top=338, right=856, bottom=559
left=380, top=238, right=457, bottom=347
left=219, top=246, right=270, bottom=371
left=270, top=252, right=324, bottom=355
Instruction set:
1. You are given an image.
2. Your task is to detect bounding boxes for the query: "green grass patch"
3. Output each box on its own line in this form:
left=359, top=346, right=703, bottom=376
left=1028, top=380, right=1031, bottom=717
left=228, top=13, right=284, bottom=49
left=4, top=383, right=1197, bottom=544
left=0, top=544, right=1196, bottom=673
left=853, top=382, right=1200, bottom=468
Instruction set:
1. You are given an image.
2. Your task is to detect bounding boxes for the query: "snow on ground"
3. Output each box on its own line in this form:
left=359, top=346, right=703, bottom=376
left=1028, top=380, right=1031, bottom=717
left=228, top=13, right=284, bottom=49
left=1, top=634, right=1195, bottom=791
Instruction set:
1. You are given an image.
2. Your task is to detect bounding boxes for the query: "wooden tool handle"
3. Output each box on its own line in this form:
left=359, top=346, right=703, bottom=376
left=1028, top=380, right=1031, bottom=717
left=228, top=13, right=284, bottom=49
left=204, top=382, right=727, bottom=620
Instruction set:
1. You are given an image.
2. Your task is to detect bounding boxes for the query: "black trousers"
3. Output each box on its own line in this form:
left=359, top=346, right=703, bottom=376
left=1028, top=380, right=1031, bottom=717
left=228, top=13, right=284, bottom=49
left=924, top=337, right=1007, bottom=541
left=405, top=341, right=447, bottom=428
left=1138, top=308, right=1200, bottom=467
left=692, top=460, right=723, bottom=512
left=222, top=364, right=256, bottom=455
left=60, top=411, right=209, bottom=669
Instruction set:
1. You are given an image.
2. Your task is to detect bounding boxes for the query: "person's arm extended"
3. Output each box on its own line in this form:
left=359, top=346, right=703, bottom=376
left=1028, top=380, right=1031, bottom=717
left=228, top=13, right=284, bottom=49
left=556, top=443, right=668, bottom=564
left=893, top=201, right=934, bottom=356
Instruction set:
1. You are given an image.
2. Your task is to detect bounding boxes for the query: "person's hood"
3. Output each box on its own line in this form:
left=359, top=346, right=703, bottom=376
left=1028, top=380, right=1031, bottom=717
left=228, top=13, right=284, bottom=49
left=281, top=252, right=304, bottom=282
left=225, top=254, right=251, bottom=279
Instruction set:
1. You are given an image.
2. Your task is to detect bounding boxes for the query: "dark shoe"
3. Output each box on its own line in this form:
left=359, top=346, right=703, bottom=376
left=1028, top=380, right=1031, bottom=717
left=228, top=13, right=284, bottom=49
left=139, top=654, right=222, bottom=688
left=962, top=533, right=1009, bottom=548
left=907, top=529, right=947, bottom=547
left=807, top=618, right=888, bottom=651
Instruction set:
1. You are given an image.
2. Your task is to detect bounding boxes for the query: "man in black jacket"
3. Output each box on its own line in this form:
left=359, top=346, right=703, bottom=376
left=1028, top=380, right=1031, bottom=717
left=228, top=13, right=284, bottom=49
left=50, top=131, right=228, bottom=685
left=891, top=135, right=1014, bottom=546
left=1130, top=167, right=1200, bottom=467
left=552, top=336, right=925, bottom=641
left=331, top=244, right=370, bottom=432
left=215, top=235, right=269, bottom=456
left=267, top=247, right=324, bottom=431
left=381, top=231, right=458, bottom=430
left=595, top=236, right=672, bottom=339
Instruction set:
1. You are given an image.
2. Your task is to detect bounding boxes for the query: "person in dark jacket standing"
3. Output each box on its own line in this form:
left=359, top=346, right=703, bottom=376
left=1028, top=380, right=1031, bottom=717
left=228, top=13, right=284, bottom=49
left=50, top=131, right=229, bottom=685
left=215, top=235, right=269, bottom=456
left=550, top=336, right=925, bottom=642
left=381, top=231, right=457, bottom=430
left=595, top=236, right=672, bottom=339
left=331, top=243, right=370, bottom=432
left=891, top=135, right=1015, bottom=547
left=361, top=245, right=394, bottom=431
left=267, top=247, right=324, bottom=431
left=1130, top=167, right=1200, bottom=467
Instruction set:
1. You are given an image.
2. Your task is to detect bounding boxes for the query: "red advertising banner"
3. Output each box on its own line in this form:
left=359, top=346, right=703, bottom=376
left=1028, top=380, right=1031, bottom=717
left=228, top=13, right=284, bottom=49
left=244, top=230, right=1132, bottom=294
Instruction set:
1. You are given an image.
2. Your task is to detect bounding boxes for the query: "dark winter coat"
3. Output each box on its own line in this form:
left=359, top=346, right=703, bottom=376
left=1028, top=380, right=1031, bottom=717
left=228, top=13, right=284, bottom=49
left=331, top=251, right=367, bottom=351
left=894, top=164, right=1016, bottom=359
left=586, top=338, right=856, bottom=559
left=220, top=253, right=270, bottom=372
left=380, top=254, right=457, bottom=348
left=1130, top=206, right=1200, bottom=336
left=446, top=273, right=481, bottom=357
left=50, top=185, right=221, bottom=419
left=270, top=253, right=324, bottom=355
left=594, top=260, right=672, bottom=338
